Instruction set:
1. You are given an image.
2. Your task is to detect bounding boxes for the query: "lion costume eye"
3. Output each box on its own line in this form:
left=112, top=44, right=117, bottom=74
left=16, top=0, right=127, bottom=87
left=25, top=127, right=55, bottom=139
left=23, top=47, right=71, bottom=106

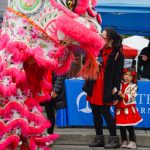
left=62, top=0, right=77, bottom=10
left=67, top=0, right=74, bottom=9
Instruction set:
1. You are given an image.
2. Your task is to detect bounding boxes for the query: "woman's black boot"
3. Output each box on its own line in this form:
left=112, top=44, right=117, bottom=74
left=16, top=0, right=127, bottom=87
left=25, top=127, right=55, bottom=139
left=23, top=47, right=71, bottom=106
left=89, top=135, right=105, bottom=147
left=104, top=136, right=120, bottom=149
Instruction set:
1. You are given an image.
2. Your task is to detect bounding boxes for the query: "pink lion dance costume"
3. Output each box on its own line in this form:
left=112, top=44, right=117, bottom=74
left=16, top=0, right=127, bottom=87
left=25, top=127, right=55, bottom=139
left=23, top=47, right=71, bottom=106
left=0, top=0, right=104, bottom=149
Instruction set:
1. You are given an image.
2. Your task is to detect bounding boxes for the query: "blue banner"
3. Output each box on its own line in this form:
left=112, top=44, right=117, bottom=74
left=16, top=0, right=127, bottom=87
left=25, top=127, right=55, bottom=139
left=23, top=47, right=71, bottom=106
left=65, top=79, right=93, bottom=126
left=136, top=81, right=150, bottom=128
left=56, top=79, right=150, bottom=128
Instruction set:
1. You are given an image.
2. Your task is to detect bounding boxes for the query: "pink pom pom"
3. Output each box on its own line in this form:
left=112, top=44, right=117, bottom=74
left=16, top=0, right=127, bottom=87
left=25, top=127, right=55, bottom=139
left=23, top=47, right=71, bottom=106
left=97, top=14, right=102, bottom=24
left=91, top=0, right=98, bottom=6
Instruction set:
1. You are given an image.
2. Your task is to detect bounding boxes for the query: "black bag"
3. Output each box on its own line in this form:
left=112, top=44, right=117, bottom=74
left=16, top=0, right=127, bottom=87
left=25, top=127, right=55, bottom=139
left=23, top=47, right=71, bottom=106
left=82, top=79, right=95, bottom=96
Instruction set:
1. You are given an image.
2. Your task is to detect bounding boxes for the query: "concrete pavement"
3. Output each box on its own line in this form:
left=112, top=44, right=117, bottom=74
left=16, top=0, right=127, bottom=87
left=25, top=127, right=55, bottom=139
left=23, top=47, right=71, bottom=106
left=52, top=127, right=150, bottom=150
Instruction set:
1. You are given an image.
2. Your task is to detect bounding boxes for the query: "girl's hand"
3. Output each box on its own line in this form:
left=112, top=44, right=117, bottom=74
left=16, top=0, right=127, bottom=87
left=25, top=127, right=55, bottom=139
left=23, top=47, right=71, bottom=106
left=118, top=91, right=122, bottom=96
left=113, top=100, right=119, bottom=105
left=121, top=94, right=126, bottom=99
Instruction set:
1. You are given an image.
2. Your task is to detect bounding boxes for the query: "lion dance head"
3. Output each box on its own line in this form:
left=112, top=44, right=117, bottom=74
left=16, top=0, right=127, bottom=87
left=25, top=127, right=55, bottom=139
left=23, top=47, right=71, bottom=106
left=0, top=0, right=104, bottom=149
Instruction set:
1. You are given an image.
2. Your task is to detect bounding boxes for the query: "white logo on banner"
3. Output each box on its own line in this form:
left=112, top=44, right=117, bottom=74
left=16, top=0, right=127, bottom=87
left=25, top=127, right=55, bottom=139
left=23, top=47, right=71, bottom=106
left=76, top=92, right=92, bottom=113
left=137, top=94, right=150, bottom=114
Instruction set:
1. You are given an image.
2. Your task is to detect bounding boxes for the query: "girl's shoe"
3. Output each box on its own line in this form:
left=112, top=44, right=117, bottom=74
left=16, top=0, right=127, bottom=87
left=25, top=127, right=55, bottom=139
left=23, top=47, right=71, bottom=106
left=121, top=140, right=128, bottom=148
left=126, top=141, right=136, bottom=149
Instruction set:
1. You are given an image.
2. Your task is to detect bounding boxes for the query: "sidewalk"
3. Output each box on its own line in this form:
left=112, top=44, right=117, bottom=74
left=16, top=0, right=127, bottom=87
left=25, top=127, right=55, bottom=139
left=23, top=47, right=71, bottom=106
left=52, top=127, right=150, bottom=150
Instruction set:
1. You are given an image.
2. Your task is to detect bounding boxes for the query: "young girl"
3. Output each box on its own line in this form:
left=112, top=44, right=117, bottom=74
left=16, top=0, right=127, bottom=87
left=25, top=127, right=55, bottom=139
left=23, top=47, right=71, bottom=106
left=115, top=68, right=143, bottom=149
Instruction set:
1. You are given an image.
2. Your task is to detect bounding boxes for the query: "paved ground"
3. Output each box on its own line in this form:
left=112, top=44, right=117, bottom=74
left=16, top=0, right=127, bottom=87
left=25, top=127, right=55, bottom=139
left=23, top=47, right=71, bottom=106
left=53, top=145, right=150, bottom=150
left=51, top=127, right=150, bottom=150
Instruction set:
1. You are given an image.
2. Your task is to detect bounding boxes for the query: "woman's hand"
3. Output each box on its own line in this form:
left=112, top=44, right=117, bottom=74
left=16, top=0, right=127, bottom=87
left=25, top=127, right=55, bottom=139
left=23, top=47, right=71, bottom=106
left=51, top=91, right=58, bottom=99
left=112, top=87, right=117, bottom=95
left=118, top=91, right=125, bottom=99
left=141, top=55, right=148, bottom=61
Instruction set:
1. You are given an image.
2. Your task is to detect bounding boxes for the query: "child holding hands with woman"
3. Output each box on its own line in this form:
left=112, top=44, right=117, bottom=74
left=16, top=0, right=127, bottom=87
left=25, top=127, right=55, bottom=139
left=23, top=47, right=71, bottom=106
left=115, top=67, right=143, bottom=149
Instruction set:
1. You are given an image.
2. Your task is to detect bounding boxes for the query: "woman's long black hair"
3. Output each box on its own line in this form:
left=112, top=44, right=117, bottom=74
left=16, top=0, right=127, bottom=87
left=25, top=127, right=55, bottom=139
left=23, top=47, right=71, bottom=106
left=104, top=28, right=123, bottom=53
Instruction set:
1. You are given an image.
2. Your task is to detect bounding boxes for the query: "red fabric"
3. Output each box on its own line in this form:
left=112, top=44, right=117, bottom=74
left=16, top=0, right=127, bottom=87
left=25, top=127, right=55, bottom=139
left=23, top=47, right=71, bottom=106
left=124, top=94, right=129, bottom=102
left=116, top=107, right=142, bottom=126
left=86, top=68, right=104, bottom=105
left=86, top=48, right=113, bottom=106
left=42, top=70, right=52, bottom=94
left=122, top=82, right=129, bottom=93
left=123, top=45, right=138, bottom=59
left=102, top=47, right=113, bottom=70
left=24, top=60, right=45, bottom=94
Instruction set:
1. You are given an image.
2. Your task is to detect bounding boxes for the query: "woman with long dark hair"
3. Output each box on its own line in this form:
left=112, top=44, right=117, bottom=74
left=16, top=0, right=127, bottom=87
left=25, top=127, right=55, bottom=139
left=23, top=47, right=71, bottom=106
left=83, top=28, right=124, bottom=149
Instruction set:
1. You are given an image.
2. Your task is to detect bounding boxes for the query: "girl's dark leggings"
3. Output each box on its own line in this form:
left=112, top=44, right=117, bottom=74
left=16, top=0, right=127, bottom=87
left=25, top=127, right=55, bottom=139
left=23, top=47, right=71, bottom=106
left=120, top=126, right=136, bottom=142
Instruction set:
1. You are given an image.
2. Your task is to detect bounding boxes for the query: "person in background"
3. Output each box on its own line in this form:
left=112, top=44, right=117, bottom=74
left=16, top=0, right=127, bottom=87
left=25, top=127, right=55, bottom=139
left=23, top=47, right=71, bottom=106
left=42, top=72, right=66, bottom=134
left=138, top=39, right=150, bottom=80
left=115, top=67, right=142, bottom=149
left=0, top=17, right=3, bottom=29
left=83, top=28, right=124, bottom=149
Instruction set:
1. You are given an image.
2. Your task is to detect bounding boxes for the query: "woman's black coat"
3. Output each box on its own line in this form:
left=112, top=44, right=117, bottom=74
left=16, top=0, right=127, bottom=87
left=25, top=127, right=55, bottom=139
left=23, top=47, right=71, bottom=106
left=103, top=50, right=124, bottom=103
left=83, top=50, right=124, bottom=103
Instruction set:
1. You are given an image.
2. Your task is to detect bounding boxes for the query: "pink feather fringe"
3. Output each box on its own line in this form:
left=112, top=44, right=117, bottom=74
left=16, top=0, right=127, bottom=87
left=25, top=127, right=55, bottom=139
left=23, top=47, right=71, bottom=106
left=34, top=133, right=59, bottom=143
left=56, top=15, right=104, bottom=78
left=0, top=116, right=50, bottom=140
left=6, top=40, right=58, bottom=69
left=56, top=15, right=104, bottom=51
left=28, top=120, right=51, bottom=135
left=87, top=7, right=96, bottom=17
left=34, top=92, right=51, bottom=103
left=5, top=67, right=26, bottom=85
left=74, top=0, right=90, bottom=15
left=97, top=13, right=102, bottom=24
left=53, top=46, right=65, bottom=58
left=0, top=135, right=20, bottom=150
left=29, top=133, right=59, bottom=150
left=6, top=41, right=28, bottom=62
left=55, top=53, right=74, bottom=75
left=91, top=0, right=98, bottom=6
left=0, top=83, right=17, bottom=97
left=28, top=47, right=58, bottom=69
left=0, top=101, right=46, bottom=124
